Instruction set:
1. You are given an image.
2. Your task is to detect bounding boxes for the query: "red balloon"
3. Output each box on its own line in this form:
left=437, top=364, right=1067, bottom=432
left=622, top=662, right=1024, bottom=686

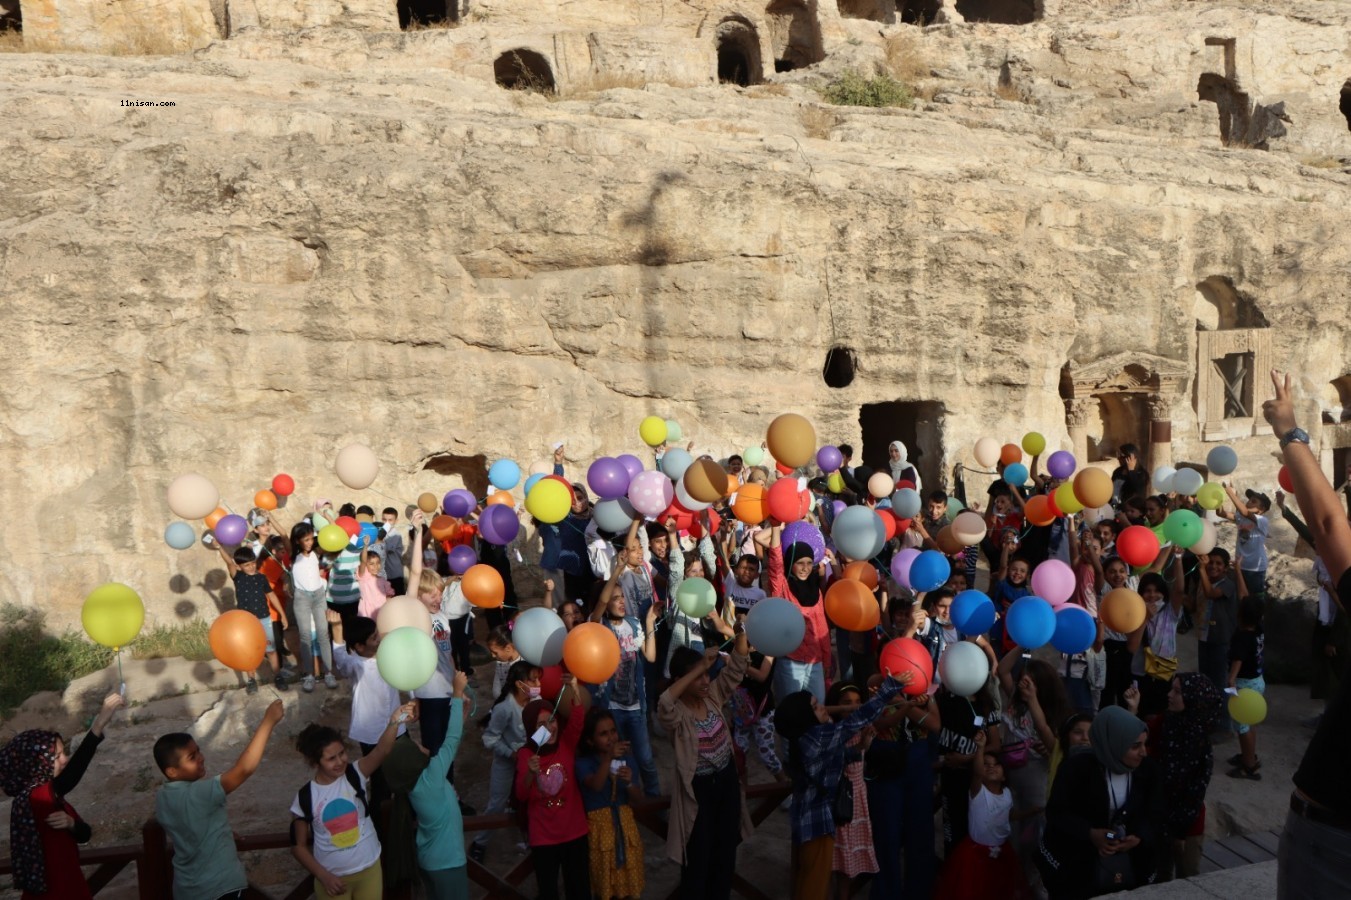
left=1117, top=525, right=1160, bottom=567
left=335, top=516, right=360, bottom=538
left=690, top=507, right=721, bottom=540
left=896, top=480, right=915, bottom=492
left=880, top=510, right=897, bottom=542
left=1278, top=466, right=1294, bottom=492
left=767, top=477, right=811, bottom=524
left=775, top=461, right=795, bottom=476
left=271, top=473, right=295, bottom=497
left=1045, top=491, right=1062, bottom=519
left=540, top=665, right=564, bottom=701
left=879, top=637, right=933, bottom=696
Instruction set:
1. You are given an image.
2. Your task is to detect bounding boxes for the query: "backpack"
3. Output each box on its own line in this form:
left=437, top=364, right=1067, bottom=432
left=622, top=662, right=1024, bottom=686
left=289, top=764, right=368, bottom=847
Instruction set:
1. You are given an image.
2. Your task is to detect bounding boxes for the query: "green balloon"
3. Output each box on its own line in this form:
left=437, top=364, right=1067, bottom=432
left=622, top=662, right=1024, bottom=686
left=1163, top=509, right=1203, bottom=548
left=742, top=446, right=765, bottom=467
left=946, top=497, right=966, bottom=522
left=376, top=626, right=438, bottom=691
left=676, top=577, right=716, bottom=618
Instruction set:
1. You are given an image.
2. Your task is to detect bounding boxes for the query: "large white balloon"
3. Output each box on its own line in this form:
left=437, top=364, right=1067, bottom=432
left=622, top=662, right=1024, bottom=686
left=1172, top=467, right=1204, bottom=496
left=167, top=473, right=220, bottom=520
left=513, top=607, right=568, bottom=667
left=938, top=640, right=990, bottom=697
left=336, top=444, right=380, bottom=490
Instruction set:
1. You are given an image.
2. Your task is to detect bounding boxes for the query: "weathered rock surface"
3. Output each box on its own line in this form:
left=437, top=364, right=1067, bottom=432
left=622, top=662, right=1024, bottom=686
left=1, top=1, right=1350, bottom=629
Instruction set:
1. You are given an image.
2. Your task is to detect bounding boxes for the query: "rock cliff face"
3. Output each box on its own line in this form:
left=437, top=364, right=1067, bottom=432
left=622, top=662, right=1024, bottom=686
left=1, top=0, right=1349, bottom=627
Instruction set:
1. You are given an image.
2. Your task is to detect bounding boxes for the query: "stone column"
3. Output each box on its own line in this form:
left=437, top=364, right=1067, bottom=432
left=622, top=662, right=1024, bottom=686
left=1065, top=398, right=1095, bottom=464
left=1147, top=393, right=1173, bottom=472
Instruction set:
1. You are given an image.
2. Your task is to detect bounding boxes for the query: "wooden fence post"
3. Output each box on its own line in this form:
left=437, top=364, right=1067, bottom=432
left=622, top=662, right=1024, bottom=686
left=139, top=818, right=171, bottom=900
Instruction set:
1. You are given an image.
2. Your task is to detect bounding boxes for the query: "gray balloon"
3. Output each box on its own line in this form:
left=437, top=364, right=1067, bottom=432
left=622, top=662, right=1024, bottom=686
left=833, top=505, right=885, bottom=561
left=891, top=487, right=922, bottom=519
left=512, top=607, right=567, bottom=667
left=1172, top=467, right=1204, bottom=496
left=744, top=597, right=806, bottom=658
left=592, top=497, right=637, bottom=533
left=660, top=448, right=693, bottom=482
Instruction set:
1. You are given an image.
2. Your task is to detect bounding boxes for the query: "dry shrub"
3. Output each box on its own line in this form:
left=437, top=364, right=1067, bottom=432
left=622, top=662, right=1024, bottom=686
left=405, top=17, right=460, bottom=31
left=0, top=30, right=25, bottom=52
left=749, top=82, right=791, bottom=98
left=557, top=70, right=648, bottom=99
left=799, top=104, right=838, bottom=139
left=995, top=80, right=1026, bottom=103
left=884, top=29, right=928, bottom=83
left=1299, top=155, right=1343, bottom=170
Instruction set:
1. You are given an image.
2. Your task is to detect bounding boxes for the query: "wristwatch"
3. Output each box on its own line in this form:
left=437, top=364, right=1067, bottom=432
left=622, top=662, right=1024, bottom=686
left=1279, top=427, right=1310, bottom=450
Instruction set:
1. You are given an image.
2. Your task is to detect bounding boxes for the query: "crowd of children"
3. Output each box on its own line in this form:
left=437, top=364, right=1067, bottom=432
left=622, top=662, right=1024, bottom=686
left=6, top=382, right=1351, bottom=900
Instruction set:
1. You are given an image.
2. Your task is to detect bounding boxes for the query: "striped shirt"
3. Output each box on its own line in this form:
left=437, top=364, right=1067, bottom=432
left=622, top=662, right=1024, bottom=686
left=693, top=707, right=732, bottom=775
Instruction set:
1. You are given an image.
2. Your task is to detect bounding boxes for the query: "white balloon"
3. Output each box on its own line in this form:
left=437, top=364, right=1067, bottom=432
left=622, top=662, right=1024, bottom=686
left=938, top=640, right=990, bottom=697
left=167, top=473, right=220, bottom=520
left=1189, top=518, right=1218, bottom=555
left=336, top=443, right=380, bottom=490
left=1152, top=466, right=1176, bottom=495
left=1172, top=467, right=1204, bottom=496
left=513, top=607, right=567, bottom=667
left=675, top=479, right=711, bottom=512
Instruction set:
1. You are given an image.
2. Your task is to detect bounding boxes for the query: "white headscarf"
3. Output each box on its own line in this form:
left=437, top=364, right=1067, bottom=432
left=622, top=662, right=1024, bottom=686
left=888, top=441, right=922, bottom=493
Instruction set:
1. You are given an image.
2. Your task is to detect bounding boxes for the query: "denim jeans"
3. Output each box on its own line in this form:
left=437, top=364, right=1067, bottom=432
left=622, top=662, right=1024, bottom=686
left=611, top=706, right=661, bottom=797
left=472, top=756, right=516, bottom=849
left=772, top=658, right=825, bottom=706
left=292, top=586, right=333, bottom=676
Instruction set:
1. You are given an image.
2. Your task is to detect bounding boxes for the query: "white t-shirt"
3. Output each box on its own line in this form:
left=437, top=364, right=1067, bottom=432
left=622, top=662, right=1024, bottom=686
left=1106, top=771, right=1131, bottom=815
left=332, top=646, right=405, bottom=745
left=414, top=610, right=457, bottom=700
left=608, top=618, right=646, bottom=712
left=968, top=784, right=1013, bottom=848
left=289, top=766, right=381, bottom=876
left=441, top=580, right=473, bottom=619
left=723, top=574, right=767, bottom=611
left=292, top=552, right=326, bottom=593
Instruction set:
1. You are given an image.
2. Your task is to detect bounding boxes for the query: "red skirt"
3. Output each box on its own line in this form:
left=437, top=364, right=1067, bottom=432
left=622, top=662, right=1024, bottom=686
left=935, top=838, right=1031, bottom=900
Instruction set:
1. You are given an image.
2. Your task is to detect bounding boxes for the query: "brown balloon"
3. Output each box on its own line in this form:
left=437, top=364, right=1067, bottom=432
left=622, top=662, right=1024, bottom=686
left=429, top=515, right=456, bottom=541
left=766, top=413, right=817, bottom=469
left=417, top=492, right=439, bottom=514
left=1101, top=588, right=1146, bottom=634
left=683, top=458, right=728, bottom=504
left=936, top=525, right=965, bottom=556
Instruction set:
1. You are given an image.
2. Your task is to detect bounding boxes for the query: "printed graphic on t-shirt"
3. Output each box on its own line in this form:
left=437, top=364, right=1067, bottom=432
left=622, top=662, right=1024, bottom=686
left=431, top=617, right=451, bottom=652
left=320, top=797, right=361, bottom=848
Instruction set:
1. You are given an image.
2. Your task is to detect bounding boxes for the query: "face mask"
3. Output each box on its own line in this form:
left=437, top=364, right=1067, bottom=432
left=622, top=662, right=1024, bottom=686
left=524, top=685, right=542, bottom=700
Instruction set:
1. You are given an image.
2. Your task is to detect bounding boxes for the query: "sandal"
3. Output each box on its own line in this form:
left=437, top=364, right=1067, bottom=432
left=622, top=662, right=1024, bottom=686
left=1227, top=764, right=1262, bottom=781
left=1226, top=754, right=1261, bottom=770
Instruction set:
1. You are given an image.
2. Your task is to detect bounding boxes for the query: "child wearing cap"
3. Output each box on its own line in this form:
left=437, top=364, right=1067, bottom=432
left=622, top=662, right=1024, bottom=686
left=1219, top=484, right=1271, bottom=597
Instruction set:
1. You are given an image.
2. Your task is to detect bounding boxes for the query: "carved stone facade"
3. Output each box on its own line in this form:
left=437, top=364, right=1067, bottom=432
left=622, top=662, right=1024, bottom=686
left=1195, top=329, right=1273, bottom=442
left=1061, top=353, right=1190, bottom=470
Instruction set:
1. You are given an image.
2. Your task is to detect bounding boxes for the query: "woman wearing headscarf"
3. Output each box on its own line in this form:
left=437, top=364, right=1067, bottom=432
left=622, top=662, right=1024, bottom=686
left=0, top=692, right=123, bottom=899
left=888, top=441, right=922, bottom=494
left=1143, top=674, right=1224, bottom=881
left=1038, top=705, right=1163, bottom=898
left=765, top=522, right=833, bottom=703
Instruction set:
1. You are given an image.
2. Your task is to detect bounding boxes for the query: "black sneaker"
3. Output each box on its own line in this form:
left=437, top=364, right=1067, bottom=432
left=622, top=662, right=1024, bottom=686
left=274, top=674, right=290, bottom=691
left=246, top=678, right=259, bottom=694
left=1227, top=764, right=1262, bottom=781
left=459, top=801, right=477, bottom=817
left=1227, top=753, right=1260, bottom=770
left=469, top=844, right=486, bottom=864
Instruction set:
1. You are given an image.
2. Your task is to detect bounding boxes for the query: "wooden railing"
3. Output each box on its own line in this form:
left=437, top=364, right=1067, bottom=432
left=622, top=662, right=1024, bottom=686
left=0, top=781, right=791, bottom=900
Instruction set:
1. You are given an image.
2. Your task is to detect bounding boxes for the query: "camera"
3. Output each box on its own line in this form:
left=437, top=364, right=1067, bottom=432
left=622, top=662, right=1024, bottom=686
left=1106, top=814, right=1129, bottom=843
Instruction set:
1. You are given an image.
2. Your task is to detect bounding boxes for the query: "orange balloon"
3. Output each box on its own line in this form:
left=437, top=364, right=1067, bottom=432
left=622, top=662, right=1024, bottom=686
left=824, top=579, right=880, bottom=632
left=1024, top=495, right=1055, bottom=527
left=253, top=489, right=278, bottom=511
left=430, top=515, right=456, bottom=541
left=417, top=492, right=439, bottom=514
left=724, top=471, right=739, bottom=498
left=209, top=609, right=267, bottom=672
left=843, top=561, right=879, bottom=591
left=563, top=622, right=622, bottom=684
left=1101, top=588, right=1146, bottom=633
left=204, top=506, right=228, bottom=529
left=935, top=525, right=965, bottom=555
left=462, top=564, right=505, bottom=608
left=1073, top=468, right=1113, bottom=509
left=486, top=491, right=515, bottom=508
left=732, top=483, right=769, bottom=525
left=1000, top=443, right=1023, bottom=466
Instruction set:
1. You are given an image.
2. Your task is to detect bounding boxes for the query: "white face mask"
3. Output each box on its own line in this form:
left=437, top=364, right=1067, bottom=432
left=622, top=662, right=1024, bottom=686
left=524, top=685, right=542, bottom=700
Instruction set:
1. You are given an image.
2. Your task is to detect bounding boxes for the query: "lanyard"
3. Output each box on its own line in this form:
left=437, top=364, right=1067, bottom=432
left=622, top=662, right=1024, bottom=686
left=1107, top=771, right=1132, bottom=812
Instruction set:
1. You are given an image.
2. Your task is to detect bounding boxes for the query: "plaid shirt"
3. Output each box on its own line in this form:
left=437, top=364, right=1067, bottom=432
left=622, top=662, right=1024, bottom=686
left=789, top=678, right=903, bottom=844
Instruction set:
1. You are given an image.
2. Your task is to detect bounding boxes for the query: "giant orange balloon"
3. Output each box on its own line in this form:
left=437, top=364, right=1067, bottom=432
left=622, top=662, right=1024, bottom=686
left=486, top=491, right=515, bottom=508
left=843, top=561, right=879, bottom=591
left=1024, top=495, right=1055, bottom=527
left=1073, top=468, right=1113, bottom=509
left=462, top=564, right=505, bottom=608
left=430, top=515, right=456, bottom=541
left=767, top=477, right=811, bottom=524
left=1000, top=443, right=1023, bottom=466
left=209, top=610, right=267, bottom=672
left=204, top=506, right=228, bottom=530
left=766, top=414, right=817, bottom=469
left=563, top=622, right=622, bottom=684
left=824, top=579, right=880, bottom=632
left=253, top=490, right=278, bottom=511
left=732, top=483, right=769, bottom=524
left=1101, top=588, right=1146, bottom=634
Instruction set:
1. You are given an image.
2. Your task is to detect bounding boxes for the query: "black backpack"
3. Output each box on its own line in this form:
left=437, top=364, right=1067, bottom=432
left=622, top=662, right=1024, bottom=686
left=289, top=764, right=368, bottom=847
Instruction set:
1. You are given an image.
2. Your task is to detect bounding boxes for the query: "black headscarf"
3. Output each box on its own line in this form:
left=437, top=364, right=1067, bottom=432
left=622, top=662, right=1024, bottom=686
left=1160, top=674, right=1224, bottom=837
left=784, top=541, right=821, bottom=607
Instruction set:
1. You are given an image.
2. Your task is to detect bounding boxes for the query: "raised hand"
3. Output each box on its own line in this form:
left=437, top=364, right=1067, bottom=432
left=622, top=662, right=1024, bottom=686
left=1263, top=369, right=1297, bottom=436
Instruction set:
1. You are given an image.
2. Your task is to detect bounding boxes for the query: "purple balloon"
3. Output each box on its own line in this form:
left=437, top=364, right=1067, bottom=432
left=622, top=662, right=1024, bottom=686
left=1046, top=450, right=1077, bottom=480
left=479, top=504, right=520, bottom=546
left=616, top=454, right=645, bottom=481
left=448, top=545, right=478, bottom=575
left=214, top=514, right=248, bottom=546
left=890, top=547, right=921, bottom=590
left=444, top=489, right=476, bottom=518
left=782, top=521, right=825, bottom=564
left=816, top=445, right=843, bottom=473
left=832, top=500, right=847, bottom=519
left=587, top=457, right=632, bottom=501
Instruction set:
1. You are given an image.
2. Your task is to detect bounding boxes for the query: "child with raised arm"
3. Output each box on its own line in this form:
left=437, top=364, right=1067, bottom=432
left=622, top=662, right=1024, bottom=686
left=356, top=537, right=395, bottom=620
left=934, top=730, right=1031, bottom=898
left=576, top=706, right=645, bottom=900
left=216, top=542, right=289, bottom=693
left=153, top=700, right=285, bottom=900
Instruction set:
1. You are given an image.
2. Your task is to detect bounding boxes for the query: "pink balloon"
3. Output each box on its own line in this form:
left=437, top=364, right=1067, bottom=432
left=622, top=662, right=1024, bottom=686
left=1030, top=559, right=1076, bottom=606
left=627, top=470, right=674, bottom=519
left=890, top=548, right=922, bottom=590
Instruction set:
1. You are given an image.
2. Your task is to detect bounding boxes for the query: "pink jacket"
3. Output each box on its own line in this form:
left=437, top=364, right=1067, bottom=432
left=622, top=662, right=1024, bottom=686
left=767, top=546, right=833, bottom=670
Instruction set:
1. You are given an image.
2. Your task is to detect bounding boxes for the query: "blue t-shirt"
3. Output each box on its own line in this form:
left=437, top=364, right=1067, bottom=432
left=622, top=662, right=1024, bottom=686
left=155, top=776, right=247, bottom=900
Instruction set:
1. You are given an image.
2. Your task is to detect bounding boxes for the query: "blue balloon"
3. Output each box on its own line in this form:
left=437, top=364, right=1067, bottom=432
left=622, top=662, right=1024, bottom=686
left=1003, top=463, right=1029, bottom=486
left=951, top=590, right=996, bottom=635
left=523, top=473, right=545, bottom=495
left=1051, top=606, right=1096, bottom=654
left=660, top=448, right=693, bottom=481
left=891, top=487, right=921, bottom=519
left=488, top=459, right=521, bottom=491
left=832, top=506, right=885, bottom=561
left=165, top=521, right=196, bottom=550
left=1006, top=596, right=1056, bottom=649
left=908, top=550, right=951, bottom=592
left=351, top=521, right=381, bottom=550
left=1206, top=445, right=1238, bottom=477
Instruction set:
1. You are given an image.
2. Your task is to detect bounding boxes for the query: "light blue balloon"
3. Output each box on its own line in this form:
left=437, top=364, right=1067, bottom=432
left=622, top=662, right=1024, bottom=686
left=744, top=597, right=806, bottom=657
left=1206, top=446, right=1238, bottom=477
left=592, top=498, right=637, bottom=532
left=1006, top=596, right=1056, bottom=650
left=660, top=448, right=693, bottom=482
left=891, top=487, right=921, bottom=519
left=665, top=419, right=684, bottom=442
left=513, top=607, right=567, bottom=667
left=488, top=459, right=521, bottom=490
left=165, top=521, right=196, bottom=550
left=908, top=550, right=951, bottom=592
left=833, top=506, right=885, bottom=561
left=523, top=473, right=545, bottom=495
left=1003, top=463, right=1029, bottom=486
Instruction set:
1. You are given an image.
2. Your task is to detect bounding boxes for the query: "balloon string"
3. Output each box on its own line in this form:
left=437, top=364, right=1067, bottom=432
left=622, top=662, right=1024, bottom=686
left=960, top=464, right=1002, bottom=476
left=117, top=648, right=125, bottom=695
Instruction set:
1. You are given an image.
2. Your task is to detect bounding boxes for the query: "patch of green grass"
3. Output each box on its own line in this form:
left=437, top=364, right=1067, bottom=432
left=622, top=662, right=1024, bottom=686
left=820, top=69, right=914, bottom=109
left=130, top=619, right=213, bottom=661
left=0, top=605, right=113, bottom=716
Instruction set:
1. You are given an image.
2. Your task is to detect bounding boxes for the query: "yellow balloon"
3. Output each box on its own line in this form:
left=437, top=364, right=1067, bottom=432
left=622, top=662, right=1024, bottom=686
left=1197, top=482, right=1226, bottom=511
left=82, top=583, right=145, bottom=649
left=526, top=479, right=572, bottom=524
left=827, top=472, right=845, bottom=493
left=318, top=524, right=349, bottom=553
left=639, top=416, right=668, bottom=448
left=1054, top=481, right=1084, bottom=515
left=1228, top=688, right=1267, bottom=726
left=1022, top=432, right=1047, bottom=456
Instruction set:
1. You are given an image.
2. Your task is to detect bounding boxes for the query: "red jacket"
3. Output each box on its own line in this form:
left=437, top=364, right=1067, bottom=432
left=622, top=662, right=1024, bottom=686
left=514, top=706, right=588, bottom=847
left=767, top=546, right=833, bottom=671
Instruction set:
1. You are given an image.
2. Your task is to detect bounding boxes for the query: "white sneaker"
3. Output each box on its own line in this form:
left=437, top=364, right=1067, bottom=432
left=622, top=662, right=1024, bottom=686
left=324, top=673, right=338, bottom=689
left=302, top=675, right=315, bottom=693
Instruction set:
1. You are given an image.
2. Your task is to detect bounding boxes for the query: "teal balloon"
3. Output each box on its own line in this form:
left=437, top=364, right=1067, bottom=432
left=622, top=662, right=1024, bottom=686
left=1163, top=509, right=1203, bottom=548
left=1003, top=463, right=1029, bottom=486
left=164, top=522, right=196, bottom=550
left=488, top=459, right=521, bottom=490
left=524, top=473, right=545, bottom=495
left=946, top=497, right=965, bottom=522
left=676, top=577, right=716, bottom=618
left=376, top=626, right=438, bottom=691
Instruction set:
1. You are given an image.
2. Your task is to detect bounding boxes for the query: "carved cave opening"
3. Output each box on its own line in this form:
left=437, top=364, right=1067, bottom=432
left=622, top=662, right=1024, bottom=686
left=766, top=0, right=824, bottom=71
left=422, top=453, right=490, bottom=498
left=954, top=0, right=1038, bottom=24
left=494, top=49, right=556, bottom=92
left=1193, top=276, right=1269, bottom=331
left=716, top=17, right=762, bottom=86
left=899, top=0, right=940, bottom=24
left=837, top=0, right=890, bottom=22
left=823, top=346, right=857, bottom=388
left=1090, top=393, right=1150, bottom=463
left=398, top=0, right=453, bottom=29
left=0, top=0, right=19, bottom=31
left=859, top=400, right=944, bottom=493
left=1341, top=80, right=1351, bottom=131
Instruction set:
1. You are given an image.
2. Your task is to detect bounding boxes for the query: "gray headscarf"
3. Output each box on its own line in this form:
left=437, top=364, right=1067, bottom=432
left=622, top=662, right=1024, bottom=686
left=1090, top=705, right=1147, bottom=775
